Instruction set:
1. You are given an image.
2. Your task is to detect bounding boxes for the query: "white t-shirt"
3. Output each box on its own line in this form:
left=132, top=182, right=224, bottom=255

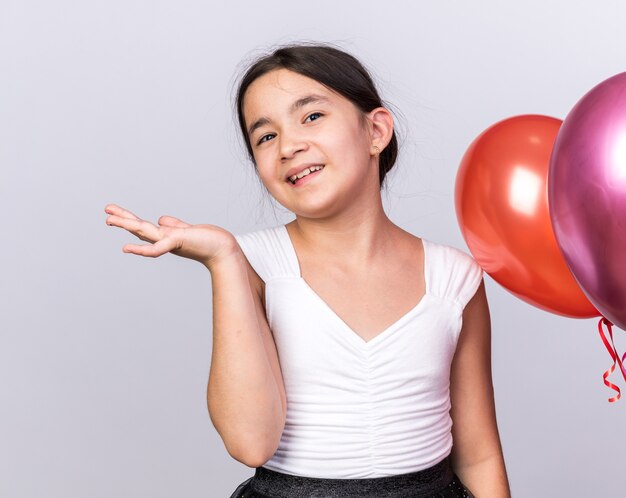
left=234, top=225, right=483, bottom=478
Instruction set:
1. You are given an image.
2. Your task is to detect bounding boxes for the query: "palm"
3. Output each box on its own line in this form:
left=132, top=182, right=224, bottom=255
left=104, top=204, right=237, bottom=267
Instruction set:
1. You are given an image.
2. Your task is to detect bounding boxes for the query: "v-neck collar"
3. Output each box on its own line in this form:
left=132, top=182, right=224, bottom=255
left=277, top=224, right=429, bottom=348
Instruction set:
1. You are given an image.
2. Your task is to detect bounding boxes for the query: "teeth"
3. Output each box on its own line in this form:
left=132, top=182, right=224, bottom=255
left=289, top=165, right=324, bottom=184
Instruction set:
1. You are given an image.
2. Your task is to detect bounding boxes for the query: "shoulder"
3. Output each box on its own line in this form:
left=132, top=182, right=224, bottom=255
left=233, top=224, right=295, bottom=284
left=424, top=239, right=478, bottom=266
left=233, top=225, right=282, bottom=251
left=424, top=239, right=484, bottom=310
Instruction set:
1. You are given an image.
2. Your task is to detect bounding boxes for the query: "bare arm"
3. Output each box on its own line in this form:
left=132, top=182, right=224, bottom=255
left=104, top=204, right=286, bottom=467
left=449, top=280, right=510, bottom=497
left=207, top=250, right=287, bottom=467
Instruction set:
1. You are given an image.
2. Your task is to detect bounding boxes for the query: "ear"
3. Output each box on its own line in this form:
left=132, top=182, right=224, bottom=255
left=366, top=107, right=394, bottom=154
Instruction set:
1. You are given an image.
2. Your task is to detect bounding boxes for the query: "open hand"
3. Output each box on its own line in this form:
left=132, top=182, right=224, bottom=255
left=104, top=204, right=239, bottom=269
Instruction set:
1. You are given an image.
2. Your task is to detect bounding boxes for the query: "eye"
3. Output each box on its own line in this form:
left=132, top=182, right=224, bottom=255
left=256, top=133, right=276, bottom=145
left=304, top=112, right=323, bottom=123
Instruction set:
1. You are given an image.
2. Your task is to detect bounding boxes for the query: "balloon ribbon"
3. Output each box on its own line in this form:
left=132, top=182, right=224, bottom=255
left=598, top=317, right=626, bottom=402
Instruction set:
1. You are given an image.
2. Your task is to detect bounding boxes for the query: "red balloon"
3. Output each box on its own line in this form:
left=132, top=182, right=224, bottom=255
left=455, top=115, right=598, bottom=318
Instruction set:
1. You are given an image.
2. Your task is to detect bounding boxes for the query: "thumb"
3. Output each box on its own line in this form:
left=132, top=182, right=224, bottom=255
left=158, top=215, right=191, bottom=228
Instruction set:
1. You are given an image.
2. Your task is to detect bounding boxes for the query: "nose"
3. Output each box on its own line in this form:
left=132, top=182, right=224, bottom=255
left=279, top=130, right=309, bottom=161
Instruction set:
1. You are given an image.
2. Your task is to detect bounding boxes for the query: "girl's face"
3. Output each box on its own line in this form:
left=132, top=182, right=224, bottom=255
left=242, top=68, right=380, bottom=219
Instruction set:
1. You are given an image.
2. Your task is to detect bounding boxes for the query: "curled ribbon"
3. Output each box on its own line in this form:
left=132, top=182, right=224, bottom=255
left=598, top=317, right=626, bottom=403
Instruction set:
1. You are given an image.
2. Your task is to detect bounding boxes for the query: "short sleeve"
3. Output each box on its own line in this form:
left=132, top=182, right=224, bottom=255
left=428, top=242, right=484, bottom=310
left=234, top=230, right=273, bottom=283
left=234, top=226, right=296, bottom=283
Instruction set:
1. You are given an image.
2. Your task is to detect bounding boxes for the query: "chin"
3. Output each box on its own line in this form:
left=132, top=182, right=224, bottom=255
left=292, top=202, right=344, bottom=220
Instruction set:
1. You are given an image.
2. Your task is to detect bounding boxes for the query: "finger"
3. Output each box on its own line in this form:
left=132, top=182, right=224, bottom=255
left=106, top=214, right=161, bottom=242
left=122, top=237, right=179, bottom=258
left=158, top=215, right=191, bottom=228
left=104, top=203, right=141, bottom=220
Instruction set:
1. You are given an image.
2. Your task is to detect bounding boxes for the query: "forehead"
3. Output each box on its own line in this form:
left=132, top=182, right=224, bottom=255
left=243, top=69, right=341, bottom=119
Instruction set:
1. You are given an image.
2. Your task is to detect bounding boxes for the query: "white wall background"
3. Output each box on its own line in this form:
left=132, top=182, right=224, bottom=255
left=1, top=1, right=625, bottom=496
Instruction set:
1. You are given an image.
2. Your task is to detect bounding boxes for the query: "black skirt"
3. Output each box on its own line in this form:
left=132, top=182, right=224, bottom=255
left=229, top=456, right=474, bottom=498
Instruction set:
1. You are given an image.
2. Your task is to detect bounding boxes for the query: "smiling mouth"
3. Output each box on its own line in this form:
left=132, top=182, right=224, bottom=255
left=288, top=165, right=325, bottom=184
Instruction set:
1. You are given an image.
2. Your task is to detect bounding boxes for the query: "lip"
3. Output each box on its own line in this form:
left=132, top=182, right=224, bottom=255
left=284, top=163, right=325, bottom=182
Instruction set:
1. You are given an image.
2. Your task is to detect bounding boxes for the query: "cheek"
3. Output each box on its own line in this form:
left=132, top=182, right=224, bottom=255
left=251, top=150, right=271, bottom=177
left=255, top=158, right=287, bottom=195
left=330, top=127, right=371, bottom=165
left=255, top=165, right=274, bottom=189
left=336, top=116, right=370, bottom=148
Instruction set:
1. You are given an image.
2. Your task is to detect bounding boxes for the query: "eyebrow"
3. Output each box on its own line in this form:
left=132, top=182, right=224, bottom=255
left=247, top=94, right=331, bottom=138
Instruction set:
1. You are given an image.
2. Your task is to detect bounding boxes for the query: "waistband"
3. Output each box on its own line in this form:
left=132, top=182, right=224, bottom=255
left=250, top=457, right=454, bottom=498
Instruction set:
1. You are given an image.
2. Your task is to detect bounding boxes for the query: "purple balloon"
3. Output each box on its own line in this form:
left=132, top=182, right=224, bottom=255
left=549, top=72, right=626, bottom=330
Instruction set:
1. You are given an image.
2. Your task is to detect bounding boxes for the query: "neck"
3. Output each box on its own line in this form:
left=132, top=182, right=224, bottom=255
left=286, top=193, right=399, bottom=266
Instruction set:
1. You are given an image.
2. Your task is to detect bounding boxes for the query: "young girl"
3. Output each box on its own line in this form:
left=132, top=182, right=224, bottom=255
left=105, top=43, right=510, bottom=498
